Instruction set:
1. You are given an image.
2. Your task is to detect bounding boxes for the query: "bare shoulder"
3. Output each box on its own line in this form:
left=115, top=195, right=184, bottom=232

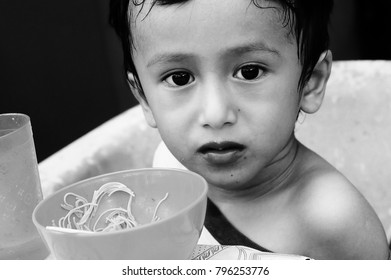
left=293, top=148, right=389, bottom=259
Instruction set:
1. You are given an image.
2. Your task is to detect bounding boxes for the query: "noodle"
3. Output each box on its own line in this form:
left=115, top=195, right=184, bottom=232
left=52, top=182, right=169, bottom=232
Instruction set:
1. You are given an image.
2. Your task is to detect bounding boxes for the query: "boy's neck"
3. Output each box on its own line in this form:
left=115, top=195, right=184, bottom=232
left=208, top=136, right=300, bottom=203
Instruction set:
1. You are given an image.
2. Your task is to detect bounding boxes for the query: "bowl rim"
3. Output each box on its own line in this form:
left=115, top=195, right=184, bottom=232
left=32, top=167, right=208, bottom=237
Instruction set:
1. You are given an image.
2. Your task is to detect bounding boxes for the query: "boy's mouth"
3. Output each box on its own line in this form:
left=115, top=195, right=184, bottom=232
left=197, top=141, right=245, bottom=165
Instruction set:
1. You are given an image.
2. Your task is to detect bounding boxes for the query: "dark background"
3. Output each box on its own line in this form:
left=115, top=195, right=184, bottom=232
left=1, top=0, right=390, bottom=162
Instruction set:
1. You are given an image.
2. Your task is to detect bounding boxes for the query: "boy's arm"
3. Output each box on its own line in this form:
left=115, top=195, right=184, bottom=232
left=299, top=172, right=390, bottom=260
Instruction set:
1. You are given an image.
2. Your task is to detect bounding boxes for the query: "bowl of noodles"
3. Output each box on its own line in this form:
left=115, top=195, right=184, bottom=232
left=32, top=168, right=208, bottom=259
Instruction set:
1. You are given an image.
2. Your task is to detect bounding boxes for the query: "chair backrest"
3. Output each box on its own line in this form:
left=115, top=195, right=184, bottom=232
left=296, top=60, right=391, bottom=239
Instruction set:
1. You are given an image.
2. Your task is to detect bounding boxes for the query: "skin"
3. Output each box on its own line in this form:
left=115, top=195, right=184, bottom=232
left=129, top=0, right=390, bottom=259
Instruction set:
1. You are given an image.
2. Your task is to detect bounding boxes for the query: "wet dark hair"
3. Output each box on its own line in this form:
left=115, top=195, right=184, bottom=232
left=109, top=0, right=333, bottom=96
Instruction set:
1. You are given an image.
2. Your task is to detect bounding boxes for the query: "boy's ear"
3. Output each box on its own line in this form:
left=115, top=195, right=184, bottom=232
left=300, top=50, right=332, bottom=114
left=128, top=73, right=157, bottom=128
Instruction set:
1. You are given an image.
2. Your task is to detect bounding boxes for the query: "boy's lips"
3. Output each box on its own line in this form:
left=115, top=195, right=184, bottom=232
left=197, top=141, right=246, bottom=165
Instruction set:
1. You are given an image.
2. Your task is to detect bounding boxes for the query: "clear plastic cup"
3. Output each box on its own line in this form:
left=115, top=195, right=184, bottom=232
left=0, top=113, right=49, bottom=259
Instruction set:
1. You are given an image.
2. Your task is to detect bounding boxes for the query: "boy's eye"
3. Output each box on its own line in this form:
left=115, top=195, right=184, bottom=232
left=234, top=65, right=263, bottom=80
left=163, top=72, right=194, bottom=87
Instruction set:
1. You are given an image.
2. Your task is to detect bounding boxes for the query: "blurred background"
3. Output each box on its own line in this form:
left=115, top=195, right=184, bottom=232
left=1, top=0, right=390, bottom=162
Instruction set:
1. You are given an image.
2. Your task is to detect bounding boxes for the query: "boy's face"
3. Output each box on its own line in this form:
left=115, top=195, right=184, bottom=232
left=131, top=0, right=303, bottom=190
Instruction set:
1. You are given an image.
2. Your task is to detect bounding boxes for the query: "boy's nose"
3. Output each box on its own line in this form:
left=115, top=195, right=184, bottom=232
left=198, top=81, right=237, bottom=129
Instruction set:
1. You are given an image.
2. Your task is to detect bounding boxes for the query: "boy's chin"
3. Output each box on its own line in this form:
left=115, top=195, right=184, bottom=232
left=195, top=168, right=251, bottom=191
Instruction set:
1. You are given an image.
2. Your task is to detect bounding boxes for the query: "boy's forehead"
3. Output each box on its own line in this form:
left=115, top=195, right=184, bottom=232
left=130, top=0, right=289, bottom=26
left=130, top=0, right=295, bottom=53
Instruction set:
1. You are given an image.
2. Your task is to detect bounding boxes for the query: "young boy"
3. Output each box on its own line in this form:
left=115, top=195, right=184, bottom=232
left=109, top=0, right=390, bottom=259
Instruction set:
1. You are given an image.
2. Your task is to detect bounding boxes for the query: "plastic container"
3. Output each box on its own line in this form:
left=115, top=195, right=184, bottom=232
left=33, top=168, right=208, bottom=259
left=0, top=113, right=48, bottom=259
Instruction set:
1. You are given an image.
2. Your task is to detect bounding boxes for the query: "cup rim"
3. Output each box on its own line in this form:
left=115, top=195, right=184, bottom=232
left=0, top=113, right=31, bottom=139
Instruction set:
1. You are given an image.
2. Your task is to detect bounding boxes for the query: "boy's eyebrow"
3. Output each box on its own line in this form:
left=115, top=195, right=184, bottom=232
left=146, top=53, right=195, bottom=68
left=225, top=42, right=281, bottom=58
left=146, top=41, right=281, bottom=68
